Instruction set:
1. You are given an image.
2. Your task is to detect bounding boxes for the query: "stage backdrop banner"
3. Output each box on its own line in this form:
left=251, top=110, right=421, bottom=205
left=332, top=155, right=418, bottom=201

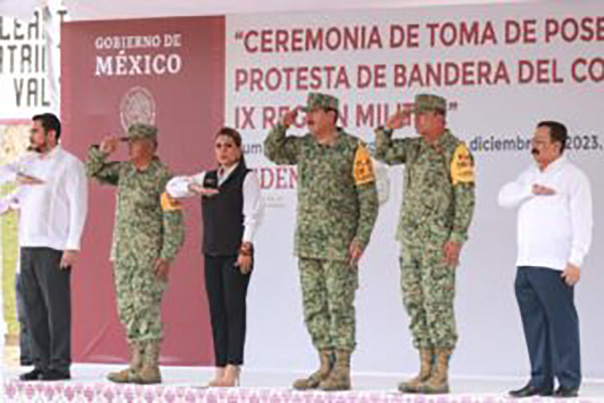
left=225, top=1, right=604, bottom=378
left=61, top=16, right=225, bottom=364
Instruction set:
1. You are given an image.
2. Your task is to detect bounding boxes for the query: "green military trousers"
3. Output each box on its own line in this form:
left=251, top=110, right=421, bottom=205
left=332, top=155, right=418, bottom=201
left=114, top=263, right=166, bottom=342
left=299, top=258, right=358, bottom=352
left=400, top=234, right=458, bottom=350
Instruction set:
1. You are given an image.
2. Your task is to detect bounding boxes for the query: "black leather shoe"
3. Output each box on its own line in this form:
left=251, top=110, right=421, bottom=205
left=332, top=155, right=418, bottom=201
left=39, top=369, right=71, bottom=381
left=509, top=384, right=553, bottom=398
left=19, top=368, right=43, bottom=381
left=554, top=386, right=579, bottom=398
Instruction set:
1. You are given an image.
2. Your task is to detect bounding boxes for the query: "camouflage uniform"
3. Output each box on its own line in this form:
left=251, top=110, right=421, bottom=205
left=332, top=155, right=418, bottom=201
left=374, top=94, right=474, bottom=393
left=86, top=124, right=184, bottom=383
left=265, top=93, right=379, bottom=390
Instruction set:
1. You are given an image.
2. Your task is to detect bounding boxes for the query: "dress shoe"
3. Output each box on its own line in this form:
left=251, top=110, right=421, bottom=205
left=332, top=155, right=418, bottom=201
left=509, top=383, right=553, bottom=398
left=19, top=368, right=43, bottom=381
left=39, top=369, right=71, bottom=381
left=554, top=386, right=579, bottom=398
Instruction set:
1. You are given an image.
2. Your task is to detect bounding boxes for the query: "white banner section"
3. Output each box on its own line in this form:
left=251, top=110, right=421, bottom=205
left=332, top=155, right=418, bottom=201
left=226, top=2, right=604, bottom=378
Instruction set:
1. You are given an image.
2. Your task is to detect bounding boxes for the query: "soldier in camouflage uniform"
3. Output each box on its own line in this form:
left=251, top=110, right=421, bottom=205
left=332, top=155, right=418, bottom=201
left=374, top=94, right=475, bottom=394
left=86, top=123, right=184, bottom=384
left=264, top=93, right=379, bottom=391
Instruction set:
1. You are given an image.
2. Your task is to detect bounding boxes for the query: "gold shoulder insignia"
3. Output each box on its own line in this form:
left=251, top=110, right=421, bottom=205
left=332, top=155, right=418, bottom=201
left=161, top=192, right=183, bottom=211
left=450, top=143, right=475, bottom=185
left=353, top=141, right=376, bottom=186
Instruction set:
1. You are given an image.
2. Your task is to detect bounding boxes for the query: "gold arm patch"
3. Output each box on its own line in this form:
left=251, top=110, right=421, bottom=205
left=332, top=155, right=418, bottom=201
left=450, top=143, right=475, bottom=185
left=161, top=192, right=183, bottom=211
left=353, top=141, right=376, bottom=186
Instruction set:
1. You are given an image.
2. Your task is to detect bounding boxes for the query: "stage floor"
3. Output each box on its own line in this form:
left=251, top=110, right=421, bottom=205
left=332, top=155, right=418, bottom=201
left=2, top=364, right=604, bottom=402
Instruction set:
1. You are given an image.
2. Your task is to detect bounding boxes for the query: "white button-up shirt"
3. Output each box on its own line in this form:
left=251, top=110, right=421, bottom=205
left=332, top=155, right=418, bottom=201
left=167, top=163, right=264, bottom=243
left=0, top=146, right=88, bottom=251
left=498, top=155, right=592, bottom=270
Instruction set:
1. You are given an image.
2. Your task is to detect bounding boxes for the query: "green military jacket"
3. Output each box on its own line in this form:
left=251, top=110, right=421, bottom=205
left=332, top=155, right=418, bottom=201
left=374, top=128, right=475, bottom=245
left=265, top=123, right=379, bottom=261
left=86, top=146, right=184, bottom=267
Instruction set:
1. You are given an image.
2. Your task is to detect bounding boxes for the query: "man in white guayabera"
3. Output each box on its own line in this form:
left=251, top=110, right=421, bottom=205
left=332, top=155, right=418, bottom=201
left=0, top=113, right=88, bottom=382
left=498, top=121, right=592, bottom=399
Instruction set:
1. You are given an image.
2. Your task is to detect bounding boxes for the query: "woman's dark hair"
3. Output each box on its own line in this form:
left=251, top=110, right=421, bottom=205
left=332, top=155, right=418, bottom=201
left=216, top=127, right=242, bottom=148
left=215, top=127, right=246, bottom=165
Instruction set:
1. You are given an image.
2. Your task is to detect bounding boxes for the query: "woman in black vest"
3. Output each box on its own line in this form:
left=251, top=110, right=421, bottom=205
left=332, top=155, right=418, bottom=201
left=167, top=127, right=263, bottom=387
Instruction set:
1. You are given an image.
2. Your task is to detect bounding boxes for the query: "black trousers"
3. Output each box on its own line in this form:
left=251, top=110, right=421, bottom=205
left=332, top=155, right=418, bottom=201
left=515, top=266, right=581, bottom=390
left=16, top=272, right=33, bottom=363
left=20, top=247, right=71, bottom=374
left=204, top=254, right=251, bottom=366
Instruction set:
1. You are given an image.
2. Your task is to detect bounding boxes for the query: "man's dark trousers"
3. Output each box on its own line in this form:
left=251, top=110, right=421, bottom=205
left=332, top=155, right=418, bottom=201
left=20, top=247, right=71, bottom=375
left=515, top=266, right=581, bottom=390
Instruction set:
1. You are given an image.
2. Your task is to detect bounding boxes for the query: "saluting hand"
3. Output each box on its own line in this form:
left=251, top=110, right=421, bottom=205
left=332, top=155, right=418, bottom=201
left=100, top=136, right=119, bottom=155
left=385, top=110, right=411, bottom=130
left=281, top=107, right=300, bottom=129
left=154, top=258, right=170, bottom=281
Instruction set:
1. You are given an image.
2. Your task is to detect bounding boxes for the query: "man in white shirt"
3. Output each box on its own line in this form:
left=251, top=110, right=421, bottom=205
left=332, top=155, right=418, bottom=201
left=0, top=113, right=88, bottom=381
left=498, top=121, right=592, bottom=399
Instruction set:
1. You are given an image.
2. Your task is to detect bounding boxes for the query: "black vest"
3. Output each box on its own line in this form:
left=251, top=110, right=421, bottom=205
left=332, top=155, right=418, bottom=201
left=201, top=162, right=250, bottom=256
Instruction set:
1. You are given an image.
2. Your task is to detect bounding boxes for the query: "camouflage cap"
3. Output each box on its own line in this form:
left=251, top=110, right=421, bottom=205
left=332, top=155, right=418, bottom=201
left=128, top=123, right=158, bottom=141
left=414, top=94, right=447, bottom=115
left=301, top=92, right=339, bottom=112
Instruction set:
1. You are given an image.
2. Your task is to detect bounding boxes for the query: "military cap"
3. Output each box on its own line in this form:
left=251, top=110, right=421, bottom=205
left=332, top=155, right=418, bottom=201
left=127, top=123, right=158, bottom=141
left=301, top=92, right=339, bottom=112
left=414, top=94, right=447, bottom=115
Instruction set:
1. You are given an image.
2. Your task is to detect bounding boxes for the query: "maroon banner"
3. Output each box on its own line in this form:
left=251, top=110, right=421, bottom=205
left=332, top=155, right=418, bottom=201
left=61, top=16, right=225, bottom=365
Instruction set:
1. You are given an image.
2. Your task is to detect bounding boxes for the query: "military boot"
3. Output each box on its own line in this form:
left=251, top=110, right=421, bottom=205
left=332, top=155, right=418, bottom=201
left=292, top=350, right=334, bottom=390
left=319, top=350, right=352, bottom=391
left=418, top=347, right=452, bottom=394
left=136, top=340, right=162, bottom=384
left=107, top=340, right=143, bottom=383
left=398, top=348, right=434, bottom=393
